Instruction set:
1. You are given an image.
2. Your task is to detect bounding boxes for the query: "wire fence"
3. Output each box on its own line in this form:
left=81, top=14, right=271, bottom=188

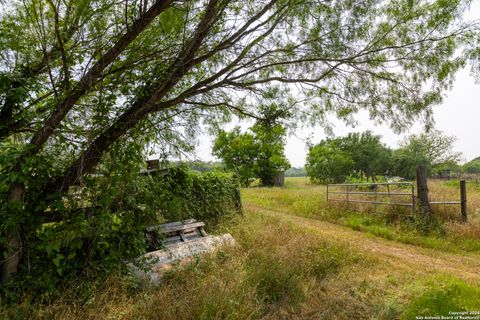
left=326, top=180, right=467, bottom=220
left=327, top=182, right=415, bottom=214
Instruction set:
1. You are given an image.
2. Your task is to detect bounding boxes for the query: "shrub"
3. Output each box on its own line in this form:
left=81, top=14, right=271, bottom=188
left=1, top=164, right=241, bottom=302
left=149, top=165, right=242, bottom=223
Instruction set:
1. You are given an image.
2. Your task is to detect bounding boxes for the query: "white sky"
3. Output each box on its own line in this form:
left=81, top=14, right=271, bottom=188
left=193, top=66, right=479, bottom=167
left=282, top=66, right=480, bottom=167
left=188, top=2, right=480, bottom=167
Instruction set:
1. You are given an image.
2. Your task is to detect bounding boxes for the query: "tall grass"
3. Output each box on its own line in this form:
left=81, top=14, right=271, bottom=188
left=243, top=177, right=480, bottom=253
left=3, top=178, right=480, bottom=319
left=1, top=212, right=379, bottom=319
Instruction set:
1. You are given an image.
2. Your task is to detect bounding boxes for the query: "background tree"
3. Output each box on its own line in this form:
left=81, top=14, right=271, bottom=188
left=306, top=131, right=392, bottom=183
left=392, top=129, right=461, bottom=178
left=0, top=0, right=476, bottom=284
left=212, top=127, right=258, bottom=186
left=213, top=104, right=290, bottom=186
left=285, top=167, right=307, bottom=177
left=338, top=131, right=392, bottom=181
left=180, top=160, right=224, bottom=173
left=306, top=140, right=354, bottom=183
left=250, top=104, right=291, bottom=186
left=463, top=157, right=480, bottom=174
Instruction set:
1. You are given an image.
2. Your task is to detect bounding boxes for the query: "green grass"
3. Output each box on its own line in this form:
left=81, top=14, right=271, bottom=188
left=402, top=275, right=480, bottom=319
left=3, top=177, right=480, bottom=319
left=243, top=177, right=480, bottom=254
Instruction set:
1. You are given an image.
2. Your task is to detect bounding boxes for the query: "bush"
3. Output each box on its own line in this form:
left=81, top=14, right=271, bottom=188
left=1, top=164, right=241, bottom=302
left=149, top=165, right=242, bottom=223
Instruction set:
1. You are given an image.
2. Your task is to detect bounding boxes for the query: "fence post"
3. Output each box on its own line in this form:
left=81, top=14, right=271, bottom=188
left=411, top=183, right=415, bottom=215
left=460, top=180, right=467, bottom=222
left=234, top=186, right=243, bottom=214
left=416, top=165, right=431, bottom=218
left=326, top=184, right=329, bottom=205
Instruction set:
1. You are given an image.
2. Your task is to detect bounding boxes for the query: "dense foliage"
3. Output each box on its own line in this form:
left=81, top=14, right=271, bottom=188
left=306, top=131, right=391, bottom=183
left=306, top=141, right=355, bottom=183
left=463, top=158, right=480, bottom=174
left=212, top=128, right=258, bottom=187
left=306, top=130, right=462, bottom=183
left=150, top=165, right=242, bottom=222
left=393, top=129, right=462, bottom=179
left=0, top=0, right=477, bottom=292
left=213, top=105, right=291, bottom=186
left=0, top=162, right=241, bottom=300
left=338, top=132, right=392, bottom=181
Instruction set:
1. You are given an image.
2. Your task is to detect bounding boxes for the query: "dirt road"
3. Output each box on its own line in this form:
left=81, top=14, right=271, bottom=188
left=246, top=204, right=480, bottom=282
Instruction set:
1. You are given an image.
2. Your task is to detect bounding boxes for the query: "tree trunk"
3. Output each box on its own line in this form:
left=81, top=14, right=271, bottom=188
left=416, top=165, right=431, bottom=218
left=29, top=0, right=174, bottom=152
left=1, top=183, right=24, bottom=284
left=1, top=2, right=176, bottom=280
left=39, top=0, right=221, bottom=199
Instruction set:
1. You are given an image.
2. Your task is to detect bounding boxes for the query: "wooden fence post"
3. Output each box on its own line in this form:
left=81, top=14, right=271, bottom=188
left=460, top=180, right=467, bottom=222
left=326, top=184, right=329, bottom=205
left=416, top=165, right=431, bottom=218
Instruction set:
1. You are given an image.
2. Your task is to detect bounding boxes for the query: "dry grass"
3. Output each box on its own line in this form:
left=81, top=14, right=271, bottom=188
left=2, top=212, right=384, bottom=319
left=6, top=205, right=479, bottom=319
left=243, top=177, right=480, bottom=253
left=428, top=179, right=480, bottom=221
left=3, top=177, right=480, bottom=319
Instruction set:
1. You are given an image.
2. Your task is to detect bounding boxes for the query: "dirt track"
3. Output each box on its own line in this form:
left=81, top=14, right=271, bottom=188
left=246, top=204, right=480, bottom=282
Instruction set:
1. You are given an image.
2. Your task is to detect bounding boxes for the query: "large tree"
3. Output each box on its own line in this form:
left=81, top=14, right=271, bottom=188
left=338, top=131, right=392, bottom=181
left=0, top=0, right=476, bottom=282
left=212, top=127, right=258, bottom=186
left=305, top=131, right=392, bottom=182
left=213, top=104, right=291, bottom=186
left=393, top=129, right=461, bottom=178
left=306, top=139, right=354, bottom=183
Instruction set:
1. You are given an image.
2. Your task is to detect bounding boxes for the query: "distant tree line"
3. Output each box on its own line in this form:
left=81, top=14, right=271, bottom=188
left=306, top=130, right=462, bottom=183
left=170, top=160, right=225, bottom=173
left=285, top=167, right=307, bottom=177
left=463, top=157, right=480, bottom=174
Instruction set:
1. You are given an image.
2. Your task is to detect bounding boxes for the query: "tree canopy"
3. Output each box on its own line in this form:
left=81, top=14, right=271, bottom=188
left=463, top=159, right=480, bottom=174
left=213, top=105, right=290, bottom=186
left=306, top=131, right=391, bottom=183
left=0, top=0, right=477, bottom=285
left=393, top=129, right=462, bottom=178
left=306, top=129, right=462, bottom=182
left=338, top=131, right=392, bottom=181
left=306, top=140, right=354, bottom=183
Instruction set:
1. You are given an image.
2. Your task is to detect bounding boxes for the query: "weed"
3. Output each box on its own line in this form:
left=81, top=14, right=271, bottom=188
left=402, top=275, right=480, bottom=319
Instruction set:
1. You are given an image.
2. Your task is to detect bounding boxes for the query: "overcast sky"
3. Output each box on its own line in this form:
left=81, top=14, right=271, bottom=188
left=188, top=3, right=480, bottom=167
left=284, top=66, right=480, bottom=167
left=191, top=65, right=479, bottom=167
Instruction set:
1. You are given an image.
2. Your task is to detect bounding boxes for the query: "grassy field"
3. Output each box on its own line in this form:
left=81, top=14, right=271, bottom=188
left=2, top=177, right=480, bottom=319
left=244, top=177, right=480, bottom=254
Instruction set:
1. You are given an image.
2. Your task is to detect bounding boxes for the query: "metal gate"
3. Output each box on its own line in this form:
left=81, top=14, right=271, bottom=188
left=326, top=182, right=415, bottom=213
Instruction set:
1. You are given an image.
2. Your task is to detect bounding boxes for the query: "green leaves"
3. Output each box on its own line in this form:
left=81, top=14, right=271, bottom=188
left=306, top=141, right=355, bottom=183
left=394, top=129, right=461, bottom=178
left=306, top=131, right=392, bottom=183
left=213, top=110, right=290, bottom=187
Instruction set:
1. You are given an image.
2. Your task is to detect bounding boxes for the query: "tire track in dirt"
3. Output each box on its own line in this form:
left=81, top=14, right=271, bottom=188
left=245, top=203, right=480, bottom=282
